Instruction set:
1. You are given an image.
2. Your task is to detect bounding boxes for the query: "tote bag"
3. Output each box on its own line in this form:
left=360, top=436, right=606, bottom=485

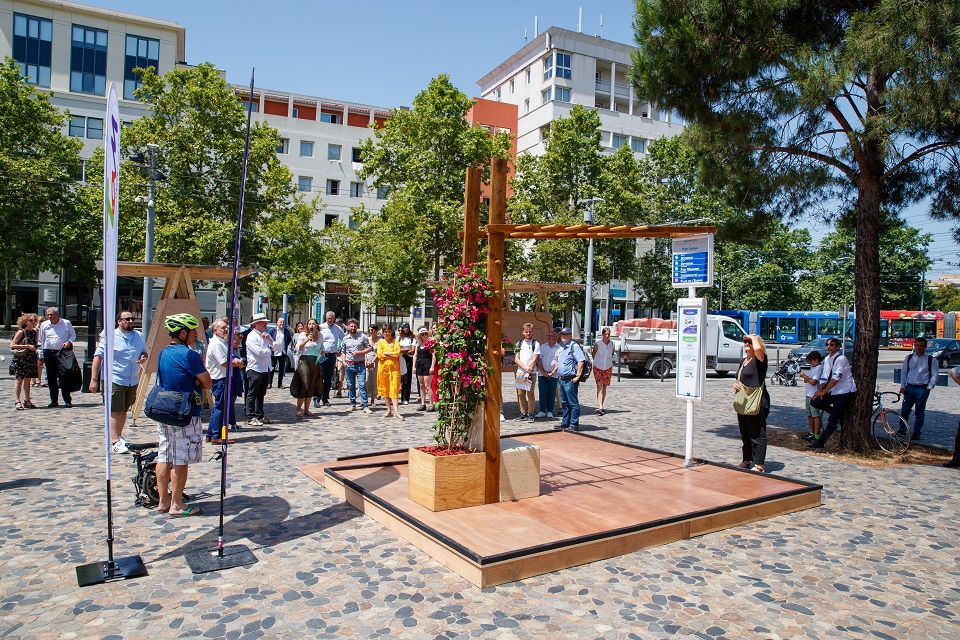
left=733, top=366, right=763, bottom=416
left=145, top=349, right=197, bottom=427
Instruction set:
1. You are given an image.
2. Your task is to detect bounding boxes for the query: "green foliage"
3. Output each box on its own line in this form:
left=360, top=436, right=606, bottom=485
left=631, top=0, right=960, bottom=450
left=359, top=75, right=511, bottom=280
left=931, top=284, right=960, bottom=312
left=0, top=57, right=84, bottom=326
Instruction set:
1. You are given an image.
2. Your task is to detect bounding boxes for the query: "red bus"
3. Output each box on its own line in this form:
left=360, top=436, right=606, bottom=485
left=880, top=310, right=944, bottom=348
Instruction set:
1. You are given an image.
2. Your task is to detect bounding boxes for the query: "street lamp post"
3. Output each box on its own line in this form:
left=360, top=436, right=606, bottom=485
left=133, top=144, right=160, bottom=337
left=582, top=197, right=603, bottom=345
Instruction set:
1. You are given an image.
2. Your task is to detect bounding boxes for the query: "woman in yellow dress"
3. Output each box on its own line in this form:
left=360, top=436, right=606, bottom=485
left=376, top=323, right=403, bottom=420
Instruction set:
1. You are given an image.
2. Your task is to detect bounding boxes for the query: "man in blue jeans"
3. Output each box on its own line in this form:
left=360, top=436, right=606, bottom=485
left=341, top=318, right=374, bottom=413
left=556, top=327, right=585, bottom=431
left=898, top=336, right=938, bottom=441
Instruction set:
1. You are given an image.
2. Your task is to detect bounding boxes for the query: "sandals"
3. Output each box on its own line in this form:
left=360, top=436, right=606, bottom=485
left=754, top=465, right=765, bottom=473
left=23, top=400, right=36, bottom=409
left=296, top=409, right=304, bottom=417
left=170, top=506, right=203, bottom=518
left=14, top=401, right=23, bottom=411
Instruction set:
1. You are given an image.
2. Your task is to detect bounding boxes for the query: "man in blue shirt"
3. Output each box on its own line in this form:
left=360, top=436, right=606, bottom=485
left=316, top=311, right=344, bottom=407
left=155, top=313, right=211, bottom=518
left=556, top=327, right=585, bottom=431
left=90, top=311, right=148, bottom=454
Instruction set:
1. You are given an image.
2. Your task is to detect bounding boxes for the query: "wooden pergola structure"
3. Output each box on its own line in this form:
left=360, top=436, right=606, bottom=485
left=462, top=161, right=717, bottom=504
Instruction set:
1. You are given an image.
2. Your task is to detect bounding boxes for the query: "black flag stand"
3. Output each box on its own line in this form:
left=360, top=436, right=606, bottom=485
left=76, top=477, right=148, bottom=586
left=185, top=69, right=259, bottom=574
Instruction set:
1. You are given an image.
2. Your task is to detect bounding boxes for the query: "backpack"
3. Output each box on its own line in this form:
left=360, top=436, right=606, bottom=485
left=566, top=342, right=592, bottom=381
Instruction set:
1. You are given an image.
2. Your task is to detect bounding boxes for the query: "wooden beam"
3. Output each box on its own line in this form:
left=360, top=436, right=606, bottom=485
left=484, top=157, right=508, bottom=505
left=462, top=166, right=482, bottom=266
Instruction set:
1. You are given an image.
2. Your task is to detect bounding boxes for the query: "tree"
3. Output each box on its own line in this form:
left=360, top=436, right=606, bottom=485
left=86, top=63, right=325, bottom=306
left=631, top=0, right=960, bottom=450
left=0, top=57, right=85, bottom=328
left=931, top=283, right=960, bottom=312
left=359, top=75, right=510, bottom=281
left=799, top=215, right=932, bottom=310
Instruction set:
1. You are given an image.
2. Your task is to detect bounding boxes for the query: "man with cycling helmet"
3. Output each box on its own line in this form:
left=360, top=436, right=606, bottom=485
left=155, top=313, right=211, bottom=518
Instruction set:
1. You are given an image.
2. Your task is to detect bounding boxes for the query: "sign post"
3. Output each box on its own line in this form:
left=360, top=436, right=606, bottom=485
left=672, top=233, right=714, bottom=467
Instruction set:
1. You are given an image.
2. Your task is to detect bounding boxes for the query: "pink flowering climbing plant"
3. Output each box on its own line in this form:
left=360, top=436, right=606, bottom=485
left=431, top=263, right=493, bottom=450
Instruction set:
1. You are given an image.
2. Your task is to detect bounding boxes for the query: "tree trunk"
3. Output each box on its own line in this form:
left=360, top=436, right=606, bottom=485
left=843, top=67, right=885, bottom=452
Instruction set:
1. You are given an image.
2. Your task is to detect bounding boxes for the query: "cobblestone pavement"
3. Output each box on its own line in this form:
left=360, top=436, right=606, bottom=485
left=1, top=369, right=959, bottom=640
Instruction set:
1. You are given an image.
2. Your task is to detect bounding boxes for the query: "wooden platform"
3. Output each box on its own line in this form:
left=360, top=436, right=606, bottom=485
left=299, top=431, right=821, bottom=587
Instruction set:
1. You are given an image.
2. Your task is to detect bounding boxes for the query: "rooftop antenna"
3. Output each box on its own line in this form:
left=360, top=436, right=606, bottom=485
left=578, top=7, right=582, bottom=33
left=524, top=27, right=528, bottom=43
left=535, top=16, right=539, bottom=37
left=600, top=14, right=603, bottom=38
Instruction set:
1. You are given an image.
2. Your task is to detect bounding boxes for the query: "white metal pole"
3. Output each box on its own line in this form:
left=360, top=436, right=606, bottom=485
left=684, top=284, right=696, bottom=467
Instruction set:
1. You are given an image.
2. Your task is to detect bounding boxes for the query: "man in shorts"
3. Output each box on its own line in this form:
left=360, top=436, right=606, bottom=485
left=90, top=311, right=148, bottom=454
left=155, top=313, right=211, bottom=518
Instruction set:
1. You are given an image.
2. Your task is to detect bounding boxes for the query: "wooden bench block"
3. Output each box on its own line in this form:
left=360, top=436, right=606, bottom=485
left=500, top=438, right=541, bottom=501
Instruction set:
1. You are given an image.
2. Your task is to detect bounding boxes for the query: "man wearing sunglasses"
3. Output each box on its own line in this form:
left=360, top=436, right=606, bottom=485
left=809, top=337, right=857, bottom=449
left=91, top=311, right=148, bottom=454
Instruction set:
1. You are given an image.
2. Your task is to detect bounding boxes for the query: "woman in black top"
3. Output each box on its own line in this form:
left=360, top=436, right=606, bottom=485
left=733, top=334, right=768, bottom=472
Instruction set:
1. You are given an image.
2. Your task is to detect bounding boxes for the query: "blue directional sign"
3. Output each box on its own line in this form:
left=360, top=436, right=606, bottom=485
left=672, top=233, right=714, bottom=288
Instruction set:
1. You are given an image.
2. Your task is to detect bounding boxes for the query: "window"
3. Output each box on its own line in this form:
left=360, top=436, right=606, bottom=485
left=509, top=79, right=515, bottom=94
left=292, top=107, right=299, bottom=118
left=13, top=14, right=52, bottom=87
left=630, top=138, right=646, bottom=153
left=326, top=179, right=340, bottom=195
left=86, top=117, right=103, bottom=140
left=542, top=88, right=551, bottom=105
left=277, top=138, right=289, bottom=154
left=543, top=53, right=553, bottom=81
left=69, top=117, right=86, bottom=138
left=555, top=52, right=571, bottom=79
left=525, top=68, right=531, bottom=83
left=320, top=112, right=342, bottom=124
left=71, top=25, right=108, bottom=95
left=243, top=100, right=259, bottom=112
left=524, top=98, right=530, bottom=114
left=328, top=144, right=341, bottom=161
left=298, top=176, right=312, bottom=193
left=376, top=186, right=389, bottom=200
left=325, top=214, right=338, bottom=228
left=612, top=134, right=627, bottom=149
left=352, top=147, right=362, bottom=163
left=124, top=35, right=159, bottom=100
left=300, top=140, right=314, bottom=157
left=722, top=320, right=744, bottom=342
left=350, top=182, right=364, bottom=198
left=555, top=87, right=571, bottom=103
left=495, top=87, right=501, bottom=101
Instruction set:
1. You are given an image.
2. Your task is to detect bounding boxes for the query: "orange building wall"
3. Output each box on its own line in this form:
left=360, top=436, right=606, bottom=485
left=264, top=99, right=288, bottom=117
left=294, top=104, right=317, bottom=120
left=348, top=111, right=371, bottom=128
left=466, top=98, right=518, bottom=200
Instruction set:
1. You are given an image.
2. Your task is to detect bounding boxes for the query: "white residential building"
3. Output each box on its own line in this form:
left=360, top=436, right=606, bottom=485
left=477, top=26, right=685, bottom=330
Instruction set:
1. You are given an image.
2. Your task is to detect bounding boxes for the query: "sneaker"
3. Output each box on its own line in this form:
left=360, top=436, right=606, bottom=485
left=322, top=401, right=332, bottom=408
left=417, top=404, right=426, bottom=411
left=535, top=411, right=546, bottom=418
left=912, top=432, right=922, bottom=441
left=261, top=416, right=273, bottom=424
left=527, top=415, right=535, bottom=423
left=515, top=413, right=527, bottom=421
left=807, top=441, right=824, bottom=449
left=349, top=405, right=357, bottom=412
left=313, top=398, right=321, bottom=408
left=362, top=408, right=373, bottom=414
left=230, top=425, right=243, bottom=432
left=247, top=418, right=263, bottom=427
left=571, top=424, right=580, bottom=432
left=546, top=412, right=553, bottom=418
left=802, top=433, right=816, bottom=441
left=112, top=439, right=131, bottom=454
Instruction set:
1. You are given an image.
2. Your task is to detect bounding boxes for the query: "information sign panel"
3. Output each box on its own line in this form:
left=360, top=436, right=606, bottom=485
left=676, top=298, right=708, bottom=401
left=672, top=233, right=714, bottom=288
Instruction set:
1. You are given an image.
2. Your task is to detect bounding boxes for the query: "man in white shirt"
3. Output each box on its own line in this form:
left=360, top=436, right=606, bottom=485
left=809, top=337, right=857, bottom=449
left=317, top=311, right=344, bottom=407
left=90, top=311, right=147, bottom=453
left=245, top=313, right=281, bottom=426
left=898, top=336, right=938, bottom=441
left=206, top=318, right=243, bottom=443
left=514, top=323, right=539, bottom=423
left=38, top=307, right=77, bottom=408
left=536, top=330, right=561, bottom=418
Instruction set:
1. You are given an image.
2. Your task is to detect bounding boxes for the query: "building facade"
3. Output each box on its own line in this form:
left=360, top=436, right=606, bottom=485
left=477, top=27, right=685, bottom=333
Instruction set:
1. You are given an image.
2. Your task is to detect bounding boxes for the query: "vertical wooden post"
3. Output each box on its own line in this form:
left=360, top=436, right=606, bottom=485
left=484, top=158, right=508, bottom=504
left=462, top=166, right=481, bottom=266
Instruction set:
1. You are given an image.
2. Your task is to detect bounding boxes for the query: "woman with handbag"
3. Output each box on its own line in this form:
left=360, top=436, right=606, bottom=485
left=10, top=313, right=40, bottom=409
left=733, top=334, right=769, bottom=472
left=291, top=318, right=323, bottom=417
left=397, top=323, right=417, bottom=404
left=376, top=323, right=403, bottom=420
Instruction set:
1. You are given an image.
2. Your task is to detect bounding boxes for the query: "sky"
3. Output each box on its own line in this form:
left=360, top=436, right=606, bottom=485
left=83, top=0, right=958, bottom=279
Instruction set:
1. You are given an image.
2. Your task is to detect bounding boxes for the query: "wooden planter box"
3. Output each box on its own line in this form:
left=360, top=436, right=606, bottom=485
left=408, top=447, right=486, bottom=512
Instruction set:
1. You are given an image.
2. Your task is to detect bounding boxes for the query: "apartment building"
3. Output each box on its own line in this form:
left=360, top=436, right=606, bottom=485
left=477, top=27, right=685, bottom=330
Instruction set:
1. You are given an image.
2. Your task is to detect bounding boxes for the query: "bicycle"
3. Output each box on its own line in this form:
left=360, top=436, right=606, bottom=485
left=129, top=442, right=191, bottom=508
left=872, top=391, right=911, bottom=455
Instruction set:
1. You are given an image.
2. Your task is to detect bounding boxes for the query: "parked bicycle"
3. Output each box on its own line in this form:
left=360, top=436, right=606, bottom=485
left=872, top=391, right=911, bottom=455
left=129, top=442, right=190, bottom=508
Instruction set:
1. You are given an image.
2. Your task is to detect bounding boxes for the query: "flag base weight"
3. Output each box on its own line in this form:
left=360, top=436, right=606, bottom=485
left=185, top=544, right=257, bottom=574
left=76, top=555, right=147, bottom=587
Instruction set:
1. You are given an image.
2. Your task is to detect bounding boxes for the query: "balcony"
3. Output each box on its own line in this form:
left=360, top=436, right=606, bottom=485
left=595, top=79, right=611, bottom=93
left=614, top=81, right=631, bottom=98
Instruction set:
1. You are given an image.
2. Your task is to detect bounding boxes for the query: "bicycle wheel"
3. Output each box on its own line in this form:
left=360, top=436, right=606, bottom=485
left=872, top=409, right=911, bottom=454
